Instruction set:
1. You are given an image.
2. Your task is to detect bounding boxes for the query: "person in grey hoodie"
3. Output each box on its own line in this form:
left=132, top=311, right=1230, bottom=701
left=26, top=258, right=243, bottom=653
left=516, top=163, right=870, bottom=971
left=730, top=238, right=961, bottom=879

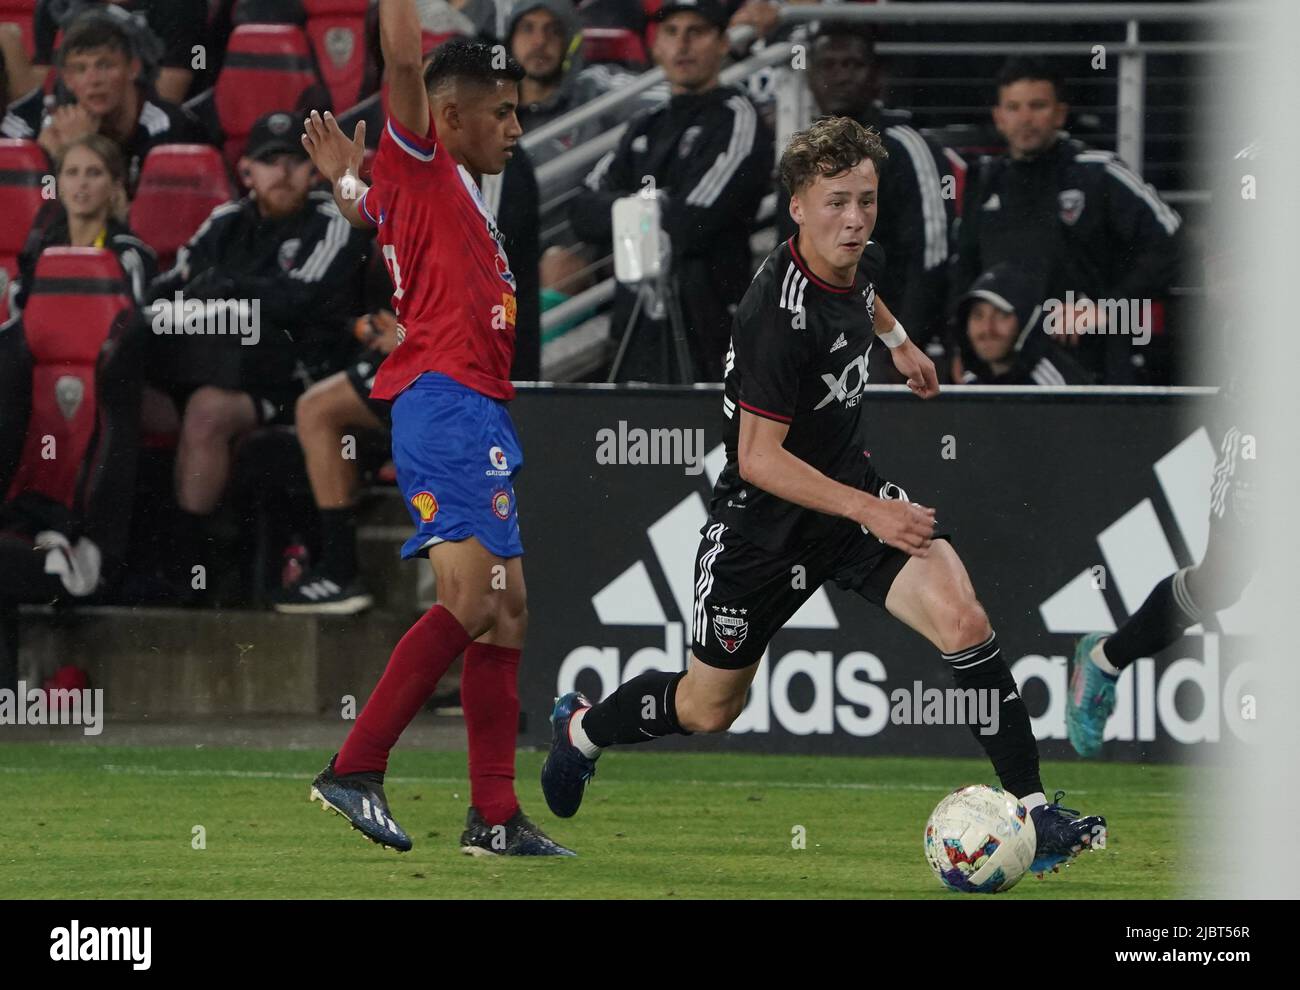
left=507, top=0, right=649, bottom=166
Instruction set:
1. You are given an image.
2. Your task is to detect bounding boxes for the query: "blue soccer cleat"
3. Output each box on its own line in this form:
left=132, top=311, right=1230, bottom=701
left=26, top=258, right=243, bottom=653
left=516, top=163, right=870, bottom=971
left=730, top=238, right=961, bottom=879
left=1030, top=790, right=1107, bottom=877
left=459, top=807, right=577, bottom=857
left=309, top=753, right=412, bottom=852
left=540, top=692, right=598, bottom=819
left=1067, top=632, right=1120, bottom=758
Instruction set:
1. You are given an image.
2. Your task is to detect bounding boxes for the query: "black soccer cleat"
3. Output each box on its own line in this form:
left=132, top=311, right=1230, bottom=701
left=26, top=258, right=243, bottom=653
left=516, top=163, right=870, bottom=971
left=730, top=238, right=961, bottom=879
left=309, top=753, right=412, bottom=852
left=459, top=806, right=577, bottom=857
left=540, top=692, right=598, bottom=818
left=1029, top=790, right=1107, bottom=877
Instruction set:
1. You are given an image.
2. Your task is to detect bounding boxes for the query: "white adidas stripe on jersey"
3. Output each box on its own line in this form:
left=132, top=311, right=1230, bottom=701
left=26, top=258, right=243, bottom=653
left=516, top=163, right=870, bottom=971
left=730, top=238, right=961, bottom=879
left=886, top=125, right=949, bottom=270
left=685, top=96, right=758, bottom=209
left=1075, top=151, right=1181, bottom=235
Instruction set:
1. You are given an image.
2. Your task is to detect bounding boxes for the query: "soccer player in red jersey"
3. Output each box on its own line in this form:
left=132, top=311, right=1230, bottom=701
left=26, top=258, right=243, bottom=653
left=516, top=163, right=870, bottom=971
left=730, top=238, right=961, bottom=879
left=300, top=0, right=572, bottom=856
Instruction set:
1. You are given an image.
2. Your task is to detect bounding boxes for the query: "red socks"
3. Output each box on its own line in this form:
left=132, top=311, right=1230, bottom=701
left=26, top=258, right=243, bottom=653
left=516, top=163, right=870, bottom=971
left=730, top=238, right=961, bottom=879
left=336, top=605, right=471, bottom=776
left=462, top=642, right=521, bottom=826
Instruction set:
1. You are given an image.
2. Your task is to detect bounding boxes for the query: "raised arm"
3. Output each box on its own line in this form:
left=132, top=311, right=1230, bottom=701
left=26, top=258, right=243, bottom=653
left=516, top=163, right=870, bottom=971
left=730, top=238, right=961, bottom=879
left=380, top=0, right=430, bottom=139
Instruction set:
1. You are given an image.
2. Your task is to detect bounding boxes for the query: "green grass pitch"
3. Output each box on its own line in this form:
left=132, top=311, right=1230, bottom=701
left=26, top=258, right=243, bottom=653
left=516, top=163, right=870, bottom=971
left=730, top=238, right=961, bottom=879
left=0, top=744, right=1193, bottom=899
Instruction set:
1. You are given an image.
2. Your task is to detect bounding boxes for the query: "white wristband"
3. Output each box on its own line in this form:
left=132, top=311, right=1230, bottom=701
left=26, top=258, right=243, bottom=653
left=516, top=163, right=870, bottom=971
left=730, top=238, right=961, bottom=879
left=878, top=320, right=908, bottom=349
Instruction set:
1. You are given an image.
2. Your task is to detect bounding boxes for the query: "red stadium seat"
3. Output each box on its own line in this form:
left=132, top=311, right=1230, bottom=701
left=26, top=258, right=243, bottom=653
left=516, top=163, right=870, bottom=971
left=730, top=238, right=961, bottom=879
left=302, top=0, right=369, bottom=115
left=0, top=139, right=49, bottom=325
left=129, top=145, right=235, bottom=272
left=0, top=0, right=36, bottom=59
left=581, top=27, right=647, bottom=69
left=7, top=248, right=135, bottom=512
left=214, top=24, right=324, bottom=166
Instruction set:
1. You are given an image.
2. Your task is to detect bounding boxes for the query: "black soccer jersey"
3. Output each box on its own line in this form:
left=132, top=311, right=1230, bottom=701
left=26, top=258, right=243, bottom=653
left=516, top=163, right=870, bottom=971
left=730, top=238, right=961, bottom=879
left=711, top=236, right=887, bottom=552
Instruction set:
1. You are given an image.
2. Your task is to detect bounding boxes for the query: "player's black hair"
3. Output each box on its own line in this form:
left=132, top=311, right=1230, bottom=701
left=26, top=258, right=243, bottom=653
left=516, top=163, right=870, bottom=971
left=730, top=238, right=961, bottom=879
left=995, top=56, right=1065, bottom=101
left=807, top=20, right=878, bottom=57
left=58, top=12, right=134, bottom=65
left=423, top=38, right=525, bottom=96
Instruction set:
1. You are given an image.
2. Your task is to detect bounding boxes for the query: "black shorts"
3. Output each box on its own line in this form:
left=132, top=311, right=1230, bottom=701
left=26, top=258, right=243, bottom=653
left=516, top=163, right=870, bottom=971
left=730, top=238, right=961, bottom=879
left=345, top=346, right=392, bottom=426
left=692, top=471, right=942, bottom=670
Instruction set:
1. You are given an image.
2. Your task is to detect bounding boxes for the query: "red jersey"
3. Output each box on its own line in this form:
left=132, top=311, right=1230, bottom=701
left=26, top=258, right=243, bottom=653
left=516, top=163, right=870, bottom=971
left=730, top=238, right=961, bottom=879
left=360, top=109, right=518, bottom=401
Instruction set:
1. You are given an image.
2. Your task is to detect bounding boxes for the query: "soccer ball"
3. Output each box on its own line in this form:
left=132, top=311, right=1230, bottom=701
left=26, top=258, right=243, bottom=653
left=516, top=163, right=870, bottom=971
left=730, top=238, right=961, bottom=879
left=924, top=784, right=1036, bottom=893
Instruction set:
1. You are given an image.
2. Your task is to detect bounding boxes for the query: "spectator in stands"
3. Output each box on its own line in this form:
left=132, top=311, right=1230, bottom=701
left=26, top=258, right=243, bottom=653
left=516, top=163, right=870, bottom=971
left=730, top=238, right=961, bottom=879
left=146, top=111, right=370, bottom=590
left=773, top=21, right=956, bottom=368
left=13, top=133, right=156, bottom=312
left=13, top=0, right=210, bottom=103
left=955, top=263, right=1091, bottom=386
left=568, top=0, right=773, bottom=382
left=953, top=57, right=1183, bottom=384
left=2, top=8, right=207, bottom=193
left=507, top=0, right=639, bottom=167
left=269, top=265, right=398, bottom=615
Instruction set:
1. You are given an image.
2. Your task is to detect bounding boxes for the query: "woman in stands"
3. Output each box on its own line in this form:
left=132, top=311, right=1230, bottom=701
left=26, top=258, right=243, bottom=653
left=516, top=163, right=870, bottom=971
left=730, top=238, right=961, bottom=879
left=13, top=131, right=156, bottom=312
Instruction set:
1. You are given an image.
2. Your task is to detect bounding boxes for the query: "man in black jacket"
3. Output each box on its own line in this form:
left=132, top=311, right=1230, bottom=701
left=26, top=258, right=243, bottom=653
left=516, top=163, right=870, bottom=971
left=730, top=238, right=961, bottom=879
left=775, top=21, right=955, bottom=367
left=569, top=0, right=773, bottom=383
left=953, top=57, right=1182, bottom=384
left=955, top=263, right=1092, bottom=386
left=147, top=111, right=370, bottom=585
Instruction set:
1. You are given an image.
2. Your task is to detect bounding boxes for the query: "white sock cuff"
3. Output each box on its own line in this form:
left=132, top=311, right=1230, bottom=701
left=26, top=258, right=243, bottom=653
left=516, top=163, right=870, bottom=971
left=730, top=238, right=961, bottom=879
left=568, top=707, right=602, bottom=760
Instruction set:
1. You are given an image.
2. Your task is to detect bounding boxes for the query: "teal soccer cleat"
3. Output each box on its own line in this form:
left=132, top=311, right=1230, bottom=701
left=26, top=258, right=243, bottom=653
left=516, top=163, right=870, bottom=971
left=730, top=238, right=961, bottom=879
left=1067, top=633, right=1119, bottom=758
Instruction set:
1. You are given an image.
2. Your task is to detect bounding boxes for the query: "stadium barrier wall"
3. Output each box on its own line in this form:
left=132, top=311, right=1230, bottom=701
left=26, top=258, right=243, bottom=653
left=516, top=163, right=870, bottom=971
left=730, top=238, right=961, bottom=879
left=510, top=384, right=1252, bottom=763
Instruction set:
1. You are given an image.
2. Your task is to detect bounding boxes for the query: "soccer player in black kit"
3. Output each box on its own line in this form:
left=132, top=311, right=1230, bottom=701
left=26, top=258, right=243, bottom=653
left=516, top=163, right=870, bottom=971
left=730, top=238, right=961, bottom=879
left=542, top=117, right=1106, bottom=878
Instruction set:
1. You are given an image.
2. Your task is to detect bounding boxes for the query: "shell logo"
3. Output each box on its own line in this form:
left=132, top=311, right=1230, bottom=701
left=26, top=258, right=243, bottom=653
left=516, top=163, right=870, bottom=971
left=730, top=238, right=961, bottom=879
left=411, top=490, right=439, bottom=523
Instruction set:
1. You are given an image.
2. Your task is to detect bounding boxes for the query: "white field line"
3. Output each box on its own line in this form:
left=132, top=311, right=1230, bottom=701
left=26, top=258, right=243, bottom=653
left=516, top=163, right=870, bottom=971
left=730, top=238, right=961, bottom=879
left=0, top=764, right=1183, bottom=799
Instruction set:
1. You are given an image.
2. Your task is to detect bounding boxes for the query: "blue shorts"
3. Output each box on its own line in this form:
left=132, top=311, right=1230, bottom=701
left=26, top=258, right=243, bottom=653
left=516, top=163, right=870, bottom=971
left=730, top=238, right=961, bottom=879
left=390, top=373, right=524, bottom=561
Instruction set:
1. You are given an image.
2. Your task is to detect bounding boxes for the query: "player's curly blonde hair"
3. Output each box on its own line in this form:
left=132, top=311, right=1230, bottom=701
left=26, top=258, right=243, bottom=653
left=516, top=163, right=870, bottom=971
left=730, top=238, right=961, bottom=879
left=779, top=117, right=888, bottom=196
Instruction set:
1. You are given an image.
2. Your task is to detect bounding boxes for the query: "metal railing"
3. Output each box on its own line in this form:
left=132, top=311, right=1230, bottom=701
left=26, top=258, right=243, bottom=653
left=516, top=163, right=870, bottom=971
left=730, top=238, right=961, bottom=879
left=536, top=2, right=1247, bottom=363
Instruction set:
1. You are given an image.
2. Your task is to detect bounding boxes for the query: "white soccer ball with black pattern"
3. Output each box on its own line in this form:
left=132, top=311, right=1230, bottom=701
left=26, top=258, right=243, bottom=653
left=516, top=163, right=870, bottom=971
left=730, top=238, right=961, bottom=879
left=923, top=784, right=1036, bottom=893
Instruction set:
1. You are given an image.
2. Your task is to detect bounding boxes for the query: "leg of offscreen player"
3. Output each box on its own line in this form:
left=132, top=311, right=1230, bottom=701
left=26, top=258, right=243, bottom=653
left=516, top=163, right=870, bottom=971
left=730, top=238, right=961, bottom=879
left=1067, top=499, right=1253, bottom=757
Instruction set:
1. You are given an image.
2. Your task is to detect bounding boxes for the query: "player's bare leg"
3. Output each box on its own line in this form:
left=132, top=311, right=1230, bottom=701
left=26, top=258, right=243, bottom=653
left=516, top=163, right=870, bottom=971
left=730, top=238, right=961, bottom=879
left=885, top=540, right=1106, bottom=876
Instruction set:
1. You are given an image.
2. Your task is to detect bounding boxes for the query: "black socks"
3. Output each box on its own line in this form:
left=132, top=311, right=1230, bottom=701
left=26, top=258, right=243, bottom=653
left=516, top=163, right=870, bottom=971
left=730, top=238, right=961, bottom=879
left=942, top=633, right=1044, bottom=800
left=1103, top=568, right=1199, bottom=670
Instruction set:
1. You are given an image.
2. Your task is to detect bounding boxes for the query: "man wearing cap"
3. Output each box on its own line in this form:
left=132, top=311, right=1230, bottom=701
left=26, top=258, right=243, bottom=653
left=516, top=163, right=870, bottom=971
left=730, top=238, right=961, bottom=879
left=146, top=110, right=371, bottom=591
left=569, top=0, right=773, bottom=383
left=954, top=263, right=1092, bottom=386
